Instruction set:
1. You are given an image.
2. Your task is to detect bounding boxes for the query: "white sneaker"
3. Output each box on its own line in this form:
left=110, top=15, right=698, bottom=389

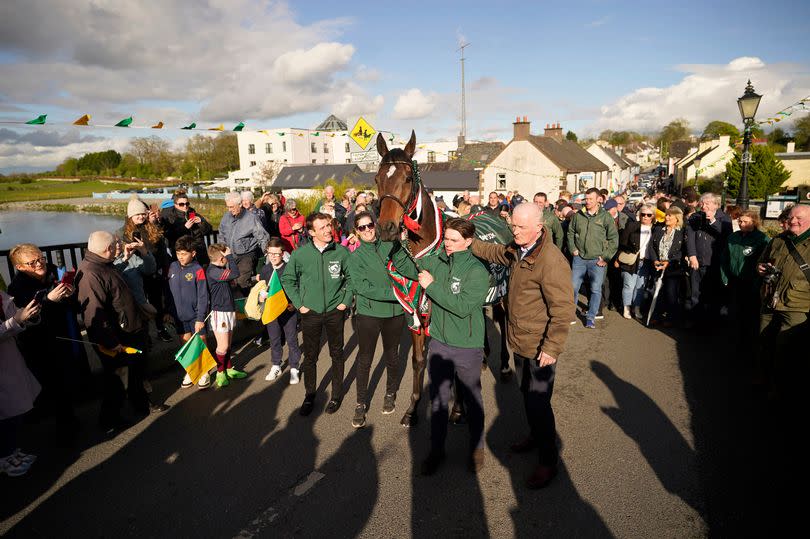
left=265, top=365, right=282, bottom=381
left=1, top=454, right=31, bottom=477
left=197, top=372, right=211, bottom=389
left=289, top=368, right=300, bottom=385
left=181, top=373, right=193, bottom=388
left=623, top=306, right=632, bottom=320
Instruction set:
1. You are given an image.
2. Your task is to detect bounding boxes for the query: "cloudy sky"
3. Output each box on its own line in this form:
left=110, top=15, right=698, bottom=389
left=1, top=0, right=809, bottom=173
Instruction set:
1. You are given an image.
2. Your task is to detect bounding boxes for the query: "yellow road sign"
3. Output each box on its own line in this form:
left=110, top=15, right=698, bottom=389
left=350, top=117, right=376, bottom=150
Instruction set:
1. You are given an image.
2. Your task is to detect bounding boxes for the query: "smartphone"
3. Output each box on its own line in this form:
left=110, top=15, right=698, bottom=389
left=188, top=211, right=196, bottom=221
left=33, top=289, right=48, bottom=305
left=132, top=230, right=142, bottom=241
left=61, top=270, right=76, bottom=286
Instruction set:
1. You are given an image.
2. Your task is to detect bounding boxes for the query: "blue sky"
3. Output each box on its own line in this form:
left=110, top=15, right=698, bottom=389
left=0, top=0, right=808, bottom=173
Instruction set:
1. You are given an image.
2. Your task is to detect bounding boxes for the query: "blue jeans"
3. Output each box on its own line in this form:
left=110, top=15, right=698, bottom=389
left=621, top=260, right=652, bottom=307
left=571, top=256, right=606, bottom=322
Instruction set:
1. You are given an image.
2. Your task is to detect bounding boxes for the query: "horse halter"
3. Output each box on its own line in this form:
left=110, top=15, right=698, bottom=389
left=378, top=159, right=424, bottom=232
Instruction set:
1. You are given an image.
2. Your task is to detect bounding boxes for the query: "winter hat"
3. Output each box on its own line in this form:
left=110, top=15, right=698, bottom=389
left=127, top=195, right=150, bottom=217
left=603, top=199, right=618, bottom=211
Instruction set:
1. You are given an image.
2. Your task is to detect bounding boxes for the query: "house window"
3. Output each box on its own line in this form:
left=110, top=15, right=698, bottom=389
left=265, top=143, right=272, bottom=154
left=312, top=159, right=317, bottom=164
left=496, top=173, right=506, bottom=190
left=250, top=161, right=256, bottom=167
left=346, top=158, right=351, bottom=163
left=427, top=151, right=436, bottom=163
left=248, top=144, right=255, bottom=155
left=282, top=141, right=287, bottom=152
left=448, top=150, right=457, bottom=160
left=311, top=142, right=317, bottom=153
left=324, top=159, right=329, bottom=164
left=345, top=143, right=350, bottom=153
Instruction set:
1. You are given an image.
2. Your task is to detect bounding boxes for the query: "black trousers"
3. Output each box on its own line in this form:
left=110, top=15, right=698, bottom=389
left=301, top=309, right=345, bottom=399
left=516, top=353, right=558, bottom=466
left=98, top=329, right=150, bottom=427
left=143, top=274, right=167, bottom=330
left=354, top=313, right=405, bottom=405
left=234, top=250, right=259, bottom=294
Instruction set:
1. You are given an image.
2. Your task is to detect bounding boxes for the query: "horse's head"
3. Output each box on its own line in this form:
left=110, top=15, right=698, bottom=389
left=375, top=130, right=417, bottom=241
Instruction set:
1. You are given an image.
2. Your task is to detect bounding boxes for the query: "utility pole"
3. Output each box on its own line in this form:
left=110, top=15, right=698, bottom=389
left=457, top=41, right=470, bottom=143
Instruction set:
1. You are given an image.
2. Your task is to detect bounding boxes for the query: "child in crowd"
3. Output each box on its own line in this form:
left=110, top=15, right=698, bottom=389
left=260, top=238, right=301, bottom=384
left=168, top=236, right=211, bottom=389
left=206, top=243, right=247, bottom=388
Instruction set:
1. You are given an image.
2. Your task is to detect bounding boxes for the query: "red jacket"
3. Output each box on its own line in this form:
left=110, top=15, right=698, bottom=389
left=279, top=211, right=306, bottom=251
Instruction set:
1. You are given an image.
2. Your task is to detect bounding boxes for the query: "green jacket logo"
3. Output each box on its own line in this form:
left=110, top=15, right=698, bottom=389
left=451, top=277, right=461, bottom=294
left=328, top=261, right=341, bottom=279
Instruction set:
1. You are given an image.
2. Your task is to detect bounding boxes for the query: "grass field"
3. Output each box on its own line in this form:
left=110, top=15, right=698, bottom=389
left=25, top=199, right=229, bottom=228
left=0, top=179, right=170, bottom=203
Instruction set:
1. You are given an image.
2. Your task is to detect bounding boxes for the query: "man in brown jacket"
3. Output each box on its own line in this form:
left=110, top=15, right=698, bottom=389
left=472, top=202, right=574, bottom=489
left=76, top=231, right=168, bottom=434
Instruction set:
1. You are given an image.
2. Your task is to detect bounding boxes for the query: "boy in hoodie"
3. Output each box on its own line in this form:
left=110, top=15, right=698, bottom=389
left=168, top=236, right=211, bottom=388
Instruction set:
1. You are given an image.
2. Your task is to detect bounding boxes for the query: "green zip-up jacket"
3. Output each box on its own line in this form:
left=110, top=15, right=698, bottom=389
left=391, top=244, right=489, bottom=348
left=566, top=206, right=619, bottom=261
left=346, top=239, right=401, bottom=318
left=543, top=208, right=564, bottom=249
left=720, top=229, right=770, bottom=285
left=280, top=241, right=350, bottom=313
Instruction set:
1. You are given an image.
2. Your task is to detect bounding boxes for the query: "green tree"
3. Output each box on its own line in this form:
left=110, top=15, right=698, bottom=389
left=702, top=121, right=740, bottom=144
left=55, top=157, right=79, bottom=176
left=793, top=115, right=810, bottom=150
left=725, top=145, right=791, bottom=199
left=767, top=127, right=791, bottom=146
left=657, top=119, right=690, bottom=157
left=565, top=130, right=578, bottom=142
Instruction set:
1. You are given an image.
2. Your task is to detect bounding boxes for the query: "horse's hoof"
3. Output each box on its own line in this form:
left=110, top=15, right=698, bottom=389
left=400, top=413, right=417, bottom=428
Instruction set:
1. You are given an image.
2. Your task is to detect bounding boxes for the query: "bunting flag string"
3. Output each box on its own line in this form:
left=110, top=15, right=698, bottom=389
left=756, top=95, right=810, bottom=126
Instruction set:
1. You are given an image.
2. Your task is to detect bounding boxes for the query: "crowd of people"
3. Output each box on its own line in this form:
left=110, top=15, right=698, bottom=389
left=1, top=182, right=807, bottom=487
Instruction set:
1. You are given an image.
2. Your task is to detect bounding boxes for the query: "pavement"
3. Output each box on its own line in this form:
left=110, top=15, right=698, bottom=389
left=0, top=309, right=757, bottom=538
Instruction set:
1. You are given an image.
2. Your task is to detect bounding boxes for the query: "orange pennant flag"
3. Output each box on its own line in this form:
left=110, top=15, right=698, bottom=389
left=151, top=121, right=164, bottom=129
left=73, top=114, right=91, bottom=126
left=208, top=124, right=224, bottom=131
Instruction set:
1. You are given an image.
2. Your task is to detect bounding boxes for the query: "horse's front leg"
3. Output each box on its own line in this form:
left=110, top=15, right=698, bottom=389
left=401, top=333, right=426, bottom=427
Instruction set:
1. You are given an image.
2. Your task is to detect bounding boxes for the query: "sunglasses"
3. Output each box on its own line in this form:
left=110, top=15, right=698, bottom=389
left=356, top=223, right=375, bottom=232
left=177, top=202, right=189, bottom=207
left=640, top=213, right=654, bottom=217
left=21, top=256, right=46, bottom=268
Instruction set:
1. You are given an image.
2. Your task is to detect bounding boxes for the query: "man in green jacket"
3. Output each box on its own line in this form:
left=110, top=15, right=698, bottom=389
left=281, top=212, right=351, bottom=416
left=345, top=211, right=405, bottom=428
left=566, top=188, right=619, bottom=328
left=533, top=192, right=564, bottom=249
left=391, top=218, right=490, bottom=475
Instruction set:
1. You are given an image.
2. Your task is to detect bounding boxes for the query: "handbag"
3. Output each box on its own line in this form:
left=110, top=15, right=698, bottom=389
left=617, top=250, right=640, bottom=265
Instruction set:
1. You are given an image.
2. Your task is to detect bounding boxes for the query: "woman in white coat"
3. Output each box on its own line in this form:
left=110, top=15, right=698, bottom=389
left=0, top=290, right=42, bottom=477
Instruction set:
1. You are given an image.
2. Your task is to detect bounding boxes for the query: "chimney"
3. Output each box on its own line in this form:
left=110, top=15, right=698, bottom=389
left=544, top=121, right=563, bottom=142
left=787, top=141, right=795, bottom=153
left=513, top=116, right=530, bottom=141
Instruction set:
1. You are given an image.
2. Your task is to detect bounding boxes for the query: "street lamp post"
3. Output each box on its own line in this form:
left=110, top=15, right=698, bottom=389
left=736, top=80, right=762, bottom=210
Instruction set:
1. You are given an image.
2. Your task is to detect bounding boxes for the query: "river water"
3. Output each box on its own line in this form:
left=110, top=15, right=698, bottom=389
left=0, top=211, right=126, bottom=282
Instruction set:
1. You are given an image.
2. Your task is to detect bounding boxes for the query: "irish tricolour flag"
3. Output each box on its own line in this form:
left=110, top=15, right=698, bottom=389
left=175, top=333, right=216, bottom=384
left=262, top=269, right=288, bottom=324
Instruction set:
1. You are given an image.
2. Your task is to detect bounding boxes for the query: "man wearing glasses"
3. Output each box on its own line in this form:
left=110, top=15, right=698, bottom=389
left=219, top=191, right=270, bottom=294
left=160, top=190, right=213, bottom=265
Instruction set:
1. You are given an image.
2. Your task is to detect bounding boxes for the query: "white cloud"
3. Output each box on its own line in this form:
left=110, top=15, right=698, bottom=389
left=585, top=16, right=610, bottom=28
left=272, top=42, right=355, bottom=84
left=392, top=89, right=437, bottom=120
left=591, top=57, right=810, bottom=135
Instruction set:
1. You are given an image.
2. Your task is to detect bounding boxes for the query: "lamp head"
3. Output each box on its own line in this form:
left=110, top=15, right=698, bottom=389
left=737, top=80, right=762, bottom=122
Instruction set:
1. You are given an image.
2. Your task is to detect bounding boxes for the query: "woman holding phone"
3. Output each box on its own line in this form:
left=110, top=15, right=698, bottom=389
left=7, top=243, right=82, bottom=435
left=159, top=189, right=213, bottom=265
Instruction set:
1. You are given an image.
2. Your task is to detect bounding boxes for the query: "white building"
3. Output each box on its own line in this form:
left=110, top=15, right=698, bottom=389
left=675, top=135, right=734, bottom=190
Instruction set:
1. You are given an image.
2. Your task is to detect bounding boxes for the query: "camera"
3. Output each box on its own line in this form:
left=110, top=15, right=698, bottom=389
left=762, top=264, right=782, bottom=284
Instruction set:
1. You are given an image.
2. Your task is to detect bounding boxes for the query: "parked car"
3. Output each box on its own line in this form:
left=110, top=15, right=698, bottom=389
left=627, top=191, right=645, bottom=203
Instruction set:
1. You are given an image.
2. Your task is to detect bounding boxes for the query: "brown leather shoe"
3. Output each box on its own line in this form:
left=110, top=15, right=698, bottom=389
left=468, top=449, right=485, bottom=473
left=510, top=437, right=537, bottom=453
left=526, top=464, right=557, bottom=489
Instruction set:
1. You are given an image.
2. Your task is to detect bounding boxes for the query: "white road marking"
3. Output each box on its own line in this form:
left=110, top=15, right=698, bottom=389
left=293, top=471, right=325, bottom=496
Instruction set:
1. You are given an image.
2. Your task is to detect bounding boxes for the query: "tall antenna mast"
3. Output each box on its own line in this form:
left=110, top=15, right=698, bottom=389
left=457, top=41, right=470, bottom=139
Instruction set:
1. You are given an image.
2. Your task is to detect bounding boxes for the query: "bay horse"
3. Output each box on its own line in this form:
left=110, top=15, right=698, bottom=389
left=374, top=130, right=437, bottom=427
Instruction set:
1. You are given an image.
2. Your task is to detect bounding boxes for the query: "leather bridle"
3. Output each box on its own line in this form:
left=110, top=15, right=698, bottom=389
left=378, top=160, right=420, bottom=216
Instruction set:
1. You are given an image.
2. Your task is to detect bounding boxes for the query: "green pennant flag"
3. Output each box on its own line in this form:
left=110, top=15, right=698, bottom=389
left=182, top=123, right=197, bottom=130
left=115, top=117, right=133, bottom=127
left=277, top=132, right=285, bottom=136
left=25, top=114, right=47, bottom=125
left=233, top=122, right=245, bottom=131
left=312, top=132, right=320, bottom=136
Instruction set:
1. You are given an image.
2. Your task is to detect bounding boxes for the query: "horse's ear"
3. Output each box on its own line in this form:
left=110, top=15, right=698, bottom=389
left=376, top=133, right=389, bottom=158
left=404, top=130, right=416, bottom=159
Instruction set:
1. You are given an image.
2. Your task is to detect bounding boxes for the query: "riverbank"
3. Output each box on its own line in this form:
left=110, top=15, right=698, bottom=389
left=0, top=178, right=174, bottom=203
